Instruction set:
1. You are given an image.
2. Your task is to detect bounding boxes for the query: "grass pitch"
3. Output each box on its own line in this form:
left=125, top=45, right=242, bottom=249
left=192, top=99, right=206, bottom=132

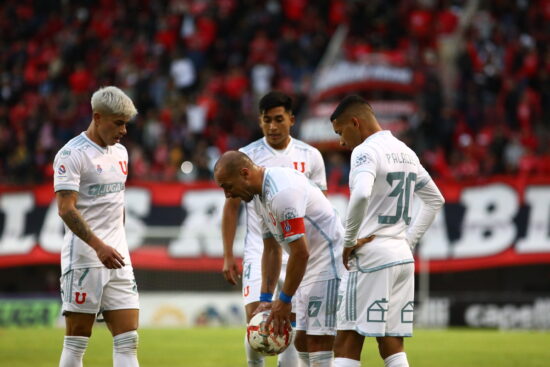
left=0, top=327, right=548, bottom=366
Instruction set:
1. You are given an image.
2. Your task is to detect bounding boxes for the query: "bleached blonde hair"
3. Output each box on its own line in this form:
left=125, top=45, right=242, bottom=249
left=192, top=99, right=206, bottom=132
left=91, top=86, right=138, bottom=118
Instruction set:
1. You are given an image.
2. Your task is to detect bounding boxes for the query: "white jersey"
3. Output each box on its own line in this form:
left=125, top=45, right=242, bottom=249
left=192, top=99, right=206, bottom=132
left=239, top=137, right=326, bottom=264
left=349, top=130, right=433, bottom=268
left=254, top=167, right=343, bottom=286
left=53, top=132, right=130, bottom=274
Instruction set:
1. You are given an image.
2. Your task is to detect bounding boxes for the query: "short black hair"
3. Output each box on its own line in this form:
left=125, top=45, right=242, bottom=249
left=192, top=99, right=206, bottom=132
left=259, top=91, right=293, bottom=114
left=330, top=95, right=372, bottom=122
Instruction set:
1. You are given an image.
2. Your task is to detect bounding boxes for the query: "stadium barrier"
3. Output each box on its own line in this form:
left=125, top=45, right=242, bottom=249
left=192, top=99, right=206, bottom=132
left=0, top=178, right=549, bottom=270
left=1, top=179, right=550, bottom=329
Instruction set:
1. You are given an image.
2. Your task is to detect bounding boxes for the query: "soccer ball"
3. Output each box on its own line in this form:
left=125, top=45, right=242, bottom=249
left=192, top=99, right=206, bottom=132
left=246, top=311, right=293, bottom=356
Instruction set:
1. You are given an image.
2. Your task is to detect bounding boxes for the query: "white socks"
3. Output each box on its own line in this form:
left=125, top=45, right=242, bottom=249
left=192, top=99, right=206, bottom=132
left=277, top=339, right=299, bottom=366
left=113, top=330, right=139, bottom=367
left=59, top=336, right=89, bottom=367
left=309, top=351, right=334, bottom=367
left=334, top=357, right=361, bottom=367
left=384, top=352, right=409, bottom=367
left=245, top=333, right=264, bottom=367
left=334, top=352, right=408, bottom=367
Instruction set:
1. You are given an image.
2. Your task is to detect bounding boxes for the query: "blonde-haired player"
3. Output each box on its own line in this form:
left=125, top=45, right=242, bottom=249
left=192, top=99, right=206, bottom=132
left=54, top=86, right=140, bottom=367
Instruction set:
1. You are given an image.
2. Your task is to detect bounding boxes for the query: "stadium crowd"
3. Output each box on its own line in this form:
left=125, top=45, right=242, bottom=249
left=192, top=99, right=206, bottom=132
left=0, top=0, right=548, bottom=185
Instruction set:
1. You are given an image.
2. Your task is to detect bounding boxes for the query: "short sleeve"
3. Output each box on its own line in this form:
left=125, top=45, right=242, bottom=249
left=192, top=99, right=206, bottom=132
left=349, top=146, right=377, bottom=189
left=308, top=148, right=327, bottom=191
left=270, top=187, right=307, bottom=244
left=53, top=148, right=82, bottom=192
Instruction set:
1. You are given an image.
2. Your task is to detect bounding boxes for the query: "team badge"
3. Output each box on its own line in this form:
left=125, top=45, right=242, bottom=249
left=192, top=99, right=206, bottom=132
left=75, top=292, right=87, bottom=304
left=58, top=165, right=66, bottom=175
left=96, top=164, right=103, bottom=174
left=118, top=161, right=128, bottom=175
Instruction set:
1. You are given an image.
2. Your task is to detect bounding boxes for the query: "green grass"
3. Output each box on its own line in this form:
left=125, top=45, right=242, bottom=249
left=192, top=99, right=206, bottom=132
left=0, top=327, right=549, bottom=366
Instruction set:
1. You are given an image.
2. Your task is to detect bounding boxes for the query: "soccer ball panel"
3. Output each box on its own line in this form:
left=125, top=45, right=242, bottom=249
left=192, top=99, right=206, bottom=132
left=246, top=311, right=293, bottom=356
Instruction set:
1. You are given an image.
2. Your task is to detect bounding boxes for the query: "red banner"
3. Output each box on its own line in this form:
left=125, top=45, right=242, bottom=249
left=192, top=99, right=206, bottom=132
left=1, top=177, right=550, bottom=272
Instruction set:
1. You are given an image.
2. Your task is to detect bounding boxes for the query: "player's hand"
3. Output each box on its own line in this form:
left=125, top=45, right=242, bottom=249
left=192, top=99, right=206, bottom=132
left=96, top=244, right=125, bottom=269
left=222, top=256, right=240, bottom=285
left=343, top=235, right=375, bottom=270
left=266, top=300, right=292, bottom=336
left=252, top=301, right=272, bottom=316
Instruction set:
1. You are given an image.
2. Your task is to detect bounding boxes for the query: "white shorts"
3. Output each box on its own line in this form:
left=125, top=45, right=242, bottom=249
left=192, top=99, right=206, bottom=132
left=242, top=259, right=290, bottom=308
left=294, top=278, right=340, bottom=335
left=60, top=266, right=140, bottom=315
left=242, top=260, right=262, bottom=306
left=337, top=263, right=414, bottom=337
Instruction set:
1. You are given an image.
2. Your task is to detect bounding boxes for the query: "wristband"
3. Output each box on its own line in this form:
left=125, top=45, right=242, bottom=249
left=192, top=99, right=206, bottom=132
left=260, top=292, right=273, bottom=302
left=279, top=291, right=292, bottom=304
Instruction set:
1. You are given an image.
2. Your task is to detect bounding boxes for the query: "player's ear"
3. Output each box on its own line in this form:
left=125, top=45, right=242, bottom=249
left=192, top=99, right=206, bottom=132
left=239, top=167, right=249, bottom=178
left=289, top=113, right=295, bottom=127
left=351, top=116, right=360, bottom=129
left=93, top=112, right=102, bottom=125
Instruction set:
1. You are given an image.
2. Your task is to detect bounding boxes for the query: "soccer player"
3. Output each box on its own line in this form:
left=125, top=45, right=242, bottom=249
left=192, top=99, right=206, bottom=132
left=54, top=86, right=140, bottom=367
left=215, top=151, right=343, bottom=367
left=329, top=95, right=445, bottom=367
left=221, top=91, right=327, bottom=366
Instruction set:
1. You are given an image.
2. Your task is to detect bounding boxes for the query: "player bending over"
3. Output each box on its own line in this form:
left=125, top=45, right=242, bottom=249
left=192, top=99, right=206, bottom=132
left=221, top=92, right=326, bottom=366
left=215, top=151, right=343, bottom=367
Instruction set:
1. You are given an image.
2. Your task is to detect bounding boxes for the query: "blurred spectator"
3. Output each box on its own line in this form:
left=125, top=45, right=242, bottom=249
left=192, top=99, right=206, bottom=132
left=0, top=0, right=548, bottom=186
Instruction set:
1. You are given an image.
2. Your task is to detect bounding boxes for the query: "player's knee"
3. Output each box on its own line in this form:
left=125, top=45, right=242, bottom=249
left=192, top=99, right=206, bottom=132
left=67, top=325, right=93, bottom=337
left=376, top=336, right=404, bottom=359
left=113, top=330, right=139, bottom=354
left=306, top=335, right=335, bottom=352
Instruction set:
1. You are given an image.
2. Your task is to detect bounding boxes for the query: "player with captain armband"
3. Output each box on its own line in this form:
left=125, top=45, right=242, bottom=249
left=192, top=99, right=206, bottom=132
left=215, top=151, right=343, bottom=367
left=221, top=92, right=327, bottom=367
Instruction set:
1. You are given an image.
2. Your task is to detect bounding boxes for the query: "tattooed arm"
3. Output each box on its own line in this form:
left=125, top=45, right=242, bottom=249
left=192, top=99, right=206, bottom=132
left=56, top=190, right=125, bottom=269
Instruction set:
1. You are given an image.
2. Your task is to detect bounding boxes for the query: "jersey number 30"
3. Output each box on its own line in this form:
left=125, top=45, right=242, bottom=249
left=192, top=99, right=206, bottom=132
left=378, top=171, right=416, bottom=225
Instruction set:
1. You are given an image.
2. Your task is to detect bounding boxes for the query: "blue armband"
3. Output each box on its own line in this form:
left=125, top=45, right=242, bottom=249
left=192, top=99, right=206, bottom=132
left=260, top=292, right=273, bottom=302
left=279, top=291, right=292, bottom=304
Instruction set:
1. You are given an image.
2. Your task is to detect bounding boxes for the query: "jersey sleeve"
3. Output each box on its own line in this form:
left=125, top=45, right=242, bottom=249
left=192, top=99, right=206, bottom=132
left=53, top=147, right=82, bottom=193
left=270, top=187, right=307, bottom=244
left=253, top=197, right=273, bottom=239
left=414, top=162, right=432, bottom=191
left=349, top=145, right=378, bottom=190
left=308, top=148, right=327, bottom=191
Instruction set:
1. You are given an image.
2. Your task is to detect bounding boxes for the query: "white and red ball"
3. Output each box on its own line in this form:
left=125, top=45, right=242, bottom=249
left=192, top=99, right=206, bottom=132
left=246, top=311, right=293, bottom=356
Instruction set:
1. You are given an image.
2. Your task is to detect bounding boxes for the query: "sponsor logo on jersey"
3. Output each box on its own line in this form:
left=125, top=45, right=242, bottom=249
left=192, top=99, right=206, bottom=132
left=60, top=150, right=71, bottom=158
left=58, top=165, right=66, bottom=175
left=88, top=182, right=125, bottom=196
